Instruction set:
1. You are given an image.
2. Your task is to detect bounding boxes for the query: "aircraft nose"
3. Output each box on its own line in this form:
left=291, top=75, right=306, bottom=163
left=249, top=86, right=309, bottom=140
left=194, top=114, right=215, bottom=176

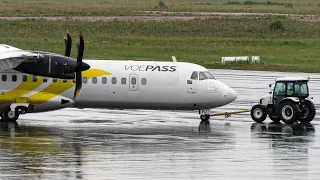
left=218, top=81, right=237, bottom=105
left=227, top=86, right=237, bottom=103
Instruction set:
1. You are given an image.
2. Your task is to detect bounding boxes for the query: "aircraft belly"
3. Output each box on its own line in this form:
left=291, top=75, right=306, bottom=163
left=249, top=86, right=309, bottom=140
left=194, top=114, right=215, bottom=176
left=75, top=86, right=197, bottom=110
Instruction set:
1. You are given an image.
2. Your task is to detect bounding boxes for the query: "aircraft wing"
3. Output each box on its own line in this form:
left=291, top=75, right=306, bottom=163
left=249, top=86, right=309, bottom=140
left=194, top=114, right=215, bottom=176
left=0, top=44, right=41, bottom=71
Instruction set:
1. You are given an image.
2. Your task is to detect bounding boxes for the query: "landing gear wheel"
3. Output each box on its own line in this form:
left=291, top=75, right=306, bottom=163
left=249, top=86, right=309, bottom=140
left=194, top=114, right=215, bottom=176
left=299, top=101, right=316, bottom=124
left=279, top=101, right=299, bottom=124
left=250, top=104, right=267, bottom=123
left=268, top=112, right=280, bottom=123
left=200, top=114, right=210, bottom=121
left=3, top=110, right=19, bottom=122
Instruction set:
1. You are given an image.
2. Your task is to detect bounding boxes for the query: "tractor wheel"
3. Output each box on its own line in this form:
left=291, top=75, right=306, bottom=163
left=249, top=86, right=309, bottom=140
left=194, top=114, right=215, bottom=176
left=299, top=101, right=316, bottom=124
left=251, top=104, right=267, bottom=123
left=268, top=111, right=280, bottom=123
left=279, top=101, right=300, bottom=124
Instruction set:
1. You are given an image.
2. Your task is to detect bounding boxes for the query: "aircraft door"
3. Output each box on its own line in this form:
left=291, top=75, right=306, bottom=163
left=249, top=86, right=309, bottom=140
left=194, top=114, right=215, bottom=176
left=129, top=74, right=139, bottom=91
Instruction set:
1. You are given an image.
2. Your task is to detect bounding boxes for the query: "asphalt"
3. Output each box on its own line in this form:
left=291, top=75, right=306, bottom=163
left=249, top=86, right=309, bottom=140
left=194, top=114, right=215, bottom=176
left=0, top=69, right=319, bottom=180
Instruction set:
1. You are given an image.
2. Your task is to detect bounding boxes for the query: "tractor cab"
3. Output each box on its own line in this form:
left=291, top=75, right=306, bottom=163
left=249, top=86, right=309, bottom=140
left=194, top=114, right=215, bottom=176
left=272, top=77, right=309, bottom=109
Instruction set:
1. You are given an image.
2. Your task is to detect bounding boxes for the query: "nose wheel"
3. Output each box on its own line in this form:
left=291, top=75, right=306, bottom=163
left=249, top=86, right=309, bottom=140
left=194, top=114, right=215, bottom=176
left=200, top=114, right=210, bottom=121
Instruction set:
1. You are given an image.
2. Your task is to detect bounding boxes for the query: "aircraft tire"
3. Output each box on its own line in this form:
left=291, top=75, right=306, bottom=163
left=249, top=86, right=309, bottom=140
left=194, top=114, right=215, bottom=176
left=200, top=114, right=210, bottom=121
left=250, top=104, right=267, bottom=123
left=3, top=110, right=19, bottom=122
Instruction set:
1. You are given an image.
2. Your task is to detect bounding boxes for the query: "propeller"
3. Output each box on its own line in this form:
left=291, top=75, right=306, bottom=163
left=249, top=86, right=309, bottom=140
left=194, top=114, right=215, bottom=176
left=64, top=29, right=72, bottom=57
left=74, top=32, right=84, bottom=99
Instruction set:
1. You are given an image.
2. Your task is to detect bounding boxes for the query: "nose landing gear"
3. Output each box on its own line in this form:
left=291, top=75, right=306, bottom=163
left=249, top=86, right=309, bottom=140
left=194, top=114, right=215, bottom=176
left=200, top=114, right=210, bottom=121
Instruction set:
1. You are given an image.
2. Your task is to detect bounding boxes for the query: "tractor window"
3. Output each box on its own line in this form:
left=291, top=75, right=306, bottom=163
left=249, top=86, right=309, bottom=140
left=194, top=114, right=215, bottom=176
left=294, top=81, right=308, bottom=96
left=287, top=82, right=294, bottom=96
left=274, top=82, right=286, bottom=96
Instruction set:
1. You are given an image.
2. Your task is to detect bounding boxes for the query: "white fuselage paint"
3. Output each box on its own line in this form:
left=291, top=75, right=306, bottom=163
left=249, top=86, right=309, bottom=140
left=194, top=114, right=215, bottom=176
left=74, top=60, right=237, bottom=110
left=0, top=60, right=237, bottom=112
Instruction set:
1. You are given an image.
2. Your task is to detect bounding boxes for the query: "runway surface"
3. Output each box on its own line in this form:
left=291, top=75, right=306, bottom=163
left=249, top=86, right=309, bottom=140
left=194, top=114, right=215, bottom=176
left=0, top=69, right=320, bottom=180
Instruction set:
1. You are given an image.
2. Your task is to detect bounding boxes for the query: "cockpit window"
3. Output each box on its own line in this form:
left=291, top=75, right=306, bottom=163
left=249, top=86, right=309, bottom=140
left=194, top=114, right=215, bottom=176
left=190, top=71, right=198, bottom=80
left=204, top=71, right=215, bottom=79
left=199, top=71, right=208, bottom=80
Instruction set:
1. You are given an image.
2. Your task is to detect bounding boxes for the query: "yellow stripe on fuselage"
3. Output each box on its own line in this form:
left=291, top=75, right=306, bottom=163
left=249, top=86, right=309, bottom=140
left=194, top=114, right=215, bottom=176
left=28, top=69, right=111, bottom=104
left=0, top=75, right=43, bottom=104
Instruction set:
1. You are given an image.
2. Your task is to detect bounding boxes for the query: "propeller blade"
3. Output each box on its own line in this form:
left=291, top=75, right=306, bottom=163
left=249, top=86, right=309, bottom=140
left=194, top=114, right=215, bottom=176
left=73, top=32, right=84, bottom=99
left=64, top=29, right=72, bottom=57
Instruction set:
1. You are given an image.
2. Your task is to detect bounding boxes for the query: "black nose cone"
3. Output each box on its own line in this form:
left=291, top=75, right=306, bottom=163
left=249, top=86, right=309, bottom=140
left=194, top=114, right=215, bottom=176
left=81, top=62, right=90, bottom=71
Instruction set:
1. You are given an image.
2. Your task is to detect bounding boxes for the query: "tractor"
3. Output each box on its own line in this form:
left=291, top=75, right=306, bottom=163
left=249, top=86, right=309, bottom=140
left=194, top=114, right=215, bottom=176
left=251, top=77, right=316, bottom=124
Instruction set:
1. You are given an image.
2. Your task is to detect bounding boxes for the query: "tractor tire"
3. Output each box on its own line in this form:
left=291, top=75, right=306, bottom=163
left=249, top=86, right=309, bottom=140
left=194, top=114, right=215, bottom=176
left=251, top=104, right=267, bottom=123
left=268, top=111, right=280, bottom=123
left=299, top=101, right=316, bottom=124
left=279, top=101, right=300, bottom=124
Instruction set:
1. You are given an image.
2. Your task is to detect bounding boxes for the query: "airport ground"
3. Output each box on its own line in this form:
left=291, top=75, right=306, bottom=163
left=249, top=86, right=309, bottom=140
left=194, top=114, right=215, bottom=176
left=0, top=69, right=319, bottom=180
left=1, top=0, right=320, bottom=72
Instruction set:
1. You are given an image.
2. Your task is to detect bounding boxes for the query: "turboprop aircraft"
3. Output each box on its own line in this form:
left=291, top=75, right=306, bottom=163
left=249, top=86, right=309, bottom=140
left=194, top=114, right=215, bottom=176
left=0, top=31, right=237, bottom=122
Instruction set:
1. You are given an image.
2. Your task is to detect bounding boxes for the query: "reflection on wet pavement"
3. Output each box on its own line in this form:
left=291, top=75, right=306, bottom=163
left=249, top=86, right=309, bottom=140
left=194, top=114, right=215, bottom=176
left=0, top=69, right=320, bottom=179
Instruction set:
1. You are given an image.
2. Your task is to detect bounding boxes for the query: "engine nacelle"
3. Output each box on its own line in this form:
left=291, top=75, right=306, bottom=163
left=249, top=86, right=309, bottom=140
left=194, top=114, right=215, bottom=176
left=14, top=52, right=90, bottom=79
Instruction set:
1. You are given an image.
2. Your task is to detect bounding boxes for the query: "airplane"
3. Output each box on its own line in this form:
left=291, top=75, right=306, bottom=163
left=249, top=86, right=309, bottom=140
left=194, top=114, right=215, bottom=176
left=0, top=31, right=237, bottom=122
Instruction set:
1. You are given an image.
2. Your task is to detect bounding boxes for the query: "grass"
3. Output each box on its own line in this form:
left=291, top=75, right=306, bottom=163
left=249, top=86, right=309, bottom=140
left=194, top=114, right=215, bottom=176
left=0, top=15, right=319, bottom=72
left=0, top=0, right=320, bottom=16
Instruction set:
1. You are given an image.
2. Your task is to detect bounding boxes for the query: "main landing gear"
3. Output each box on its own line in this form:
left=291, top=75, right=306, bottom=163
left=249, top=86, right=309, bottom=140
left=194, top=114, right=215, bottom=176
left=2, top=110, right=19, bottom=122
left=1, top=106, right=28, bottom=122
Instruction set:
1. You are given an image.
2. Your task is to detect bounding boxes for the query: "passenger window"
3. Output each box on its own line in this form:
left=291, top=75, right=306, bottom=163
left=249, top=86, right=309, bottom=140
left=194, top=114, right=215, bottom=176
left=121, top=78, right=126, bottom=84
left=83, top=77, right=88, bottom=83
left=33, top=75, right=37, bottom=82
left=63, top=79, right=67, bottom=83
left=12, top=75, right=17, bottom=82
left=2, top=75, right=7, bottom=82
left=190, top=71, right=198, bottom=80
left=141, top=78, right=147, bottom=85
left=199, top=71, right=208, bottom=80
left=131, top=78, right=136, bottom=85
left=112, top=77, right=117, bottom=84
left=43, top=77, right=48, bottom=82
left=92, top=77, right=97, bottom=84
left=53, top=78, right=57, bottom=83
left=204, top=71, right=215, bottom=79
left=22, top=75, right=27, bottom=82
left=102, top=77, right=107, bottom=84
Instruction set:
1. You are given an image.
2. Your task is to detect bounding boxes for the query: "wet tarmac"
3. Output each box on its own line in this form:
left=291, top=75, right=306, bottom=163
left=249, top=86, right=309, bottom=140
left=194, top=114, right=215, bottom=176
left=1, top=69, right=320, bottom=180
